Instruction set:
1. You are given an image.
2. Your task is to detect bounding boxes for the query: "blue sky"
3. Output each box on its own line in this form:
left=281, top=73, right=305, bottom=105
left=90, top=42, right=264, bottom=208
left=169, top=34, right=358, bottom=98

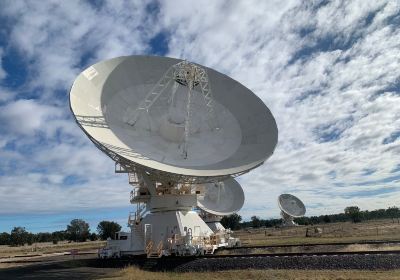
left=0, top=0, right=399, bottom=233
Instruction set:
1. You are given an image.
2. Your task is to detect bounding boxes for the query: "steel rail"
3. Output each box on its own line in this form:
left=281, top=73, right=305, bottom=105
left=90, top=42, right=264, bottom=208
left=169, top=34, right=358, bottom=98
left=201, top=249, right=400, bottom=259
left=221, top=239, right=400, bottom=250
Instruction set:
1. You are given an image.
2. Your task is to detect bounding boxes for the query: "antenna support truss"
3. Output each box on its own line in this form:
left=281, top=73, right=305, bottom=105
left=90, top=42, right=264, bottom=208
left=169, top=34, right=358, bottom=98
left=123, top=61, right=219, bottom=158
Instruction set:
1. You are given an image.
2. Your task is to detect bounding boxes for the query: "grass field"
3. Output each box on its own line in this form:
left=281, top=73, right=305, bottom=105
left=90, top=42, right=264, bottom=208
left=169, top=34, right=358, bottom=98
left=105, top=266, right=400, bottom=280
left=234, top=219, right=400, bottom=246
left=0, top=240, right=105, bottom=258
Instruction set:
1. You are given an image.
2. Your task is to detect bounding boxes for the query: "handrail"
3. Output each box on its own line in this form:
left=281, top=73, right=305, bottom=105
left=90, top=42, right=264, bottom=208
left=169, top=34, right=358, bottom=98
left=145, top=240, right=153, bottom=256
left=157, top=241, right=163, bottom=257
left=127, top=211, right=136, bottom=225
left=128, top=172, right=138, bottom=184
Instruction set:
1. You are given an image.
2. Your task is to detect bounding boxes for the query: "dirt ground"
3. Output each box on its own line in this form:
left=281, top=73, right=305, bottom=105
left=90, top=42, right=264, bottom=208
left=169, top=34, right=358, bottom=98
left=0, top=240, right=105, bottom=258
left=0, top=253, right=115, bottom=280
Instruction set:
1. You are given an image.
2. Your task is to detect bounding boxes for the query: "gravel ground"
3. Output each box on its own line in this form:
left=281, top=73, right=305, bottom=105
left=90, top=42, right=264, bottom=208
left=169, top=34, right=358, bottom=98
left=175, top=254, right=400, bottom=272
left=1, top=253, right=400, bottom=279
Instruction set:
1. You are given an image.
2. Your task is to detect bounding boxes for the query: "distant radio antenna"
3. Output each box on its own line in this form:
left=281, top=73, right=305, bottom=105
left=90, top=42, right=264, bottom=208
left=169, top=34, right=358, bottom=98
left=278, top=194, right=306, bottom=227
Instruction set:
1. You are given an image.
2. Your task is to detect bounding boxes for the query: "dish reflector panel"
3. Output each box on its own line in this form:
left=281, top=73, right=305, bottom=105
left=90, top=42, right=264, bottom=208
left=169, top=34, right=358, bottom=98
left=197, top=177, right=244, bottom=216
left=69, top=56, right=278, bottom=180
left=278, top=194, right=306, bottom=218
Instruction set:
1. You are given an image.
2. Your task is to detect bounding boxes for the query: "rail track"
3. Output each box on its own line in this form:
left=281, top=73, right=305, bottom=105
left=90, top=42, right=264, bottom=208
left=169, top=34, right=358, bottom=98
left=206, top=249, right=400, bottom=258
left=172, top=250, right=400, bottom=272
left=91, top=249, right=400, bottom=272
left=225, top=239, right=400, bottom=250
left=2, top=246, right=400, bottom=272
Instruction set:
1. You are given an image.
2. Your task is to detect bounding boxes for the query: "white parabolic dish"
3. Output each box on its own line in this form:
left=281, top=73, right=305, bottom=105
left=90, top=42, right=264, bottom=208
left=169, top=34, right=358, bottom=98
left=197, top=177, right=245, bottom=216
left=278, top=194, right=306, bottom=218
left=69, top=56, right=278, bottom=179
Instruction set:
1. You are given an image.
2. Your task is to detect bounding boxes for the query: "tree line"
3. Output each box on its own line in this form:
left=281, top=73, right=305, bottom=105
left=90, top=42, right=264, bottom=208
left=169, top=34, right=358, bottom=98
left=2, top=206, right=399, bottom=246
left=221, top=206, right=400, bottom=230
left=0, top=219, right=122, bottom=246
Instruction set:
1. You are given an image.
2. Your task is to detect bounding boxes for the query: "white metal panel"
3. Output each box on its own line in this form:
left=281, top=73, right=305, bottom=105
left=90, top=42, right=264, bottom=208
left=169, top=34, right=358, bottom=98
left=196, top=177, right=244, bottom=215
left=70, top=55, right=278, bottom=180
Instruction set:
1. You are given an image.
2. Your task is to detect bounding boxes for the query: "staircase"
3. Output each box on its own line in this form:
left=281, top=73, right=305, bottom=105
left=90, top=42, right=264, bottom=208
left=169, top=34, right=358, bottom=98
left=128, top=172, right=138, bottom=185
left=128, top=202, right=147, bottom=226
left=146, top=241, right=163, bottom=258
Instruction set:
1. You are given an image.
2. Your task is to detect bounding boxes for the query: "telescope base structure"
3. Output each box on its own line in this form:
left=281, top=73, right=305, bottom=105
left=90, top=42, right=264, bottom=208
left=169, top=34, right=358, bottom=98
left=206, top=221, right=226, bottom=233
left=200, top=212, right=235, bottom=235
left=99, top=210, right=240, bottom=259
left=280, top=210, right=299, bottom=227
left=281, top=220, right=298, bottom=227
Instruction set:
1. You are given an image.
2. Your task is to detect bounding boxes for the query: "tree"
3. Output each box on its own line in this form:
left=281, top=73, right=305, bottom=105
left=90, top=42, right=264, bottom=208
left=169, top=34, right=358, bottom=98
left=386, top=206, right=400, bottom=223
left=52, top=230, right=67, bottom=242
left=322, top=215, right=331, bottom=223
left=251, top=216, right=262, bottom=228
left=10, top=227, right=29, bottom=246
left=0, top=232, right=10, bottom=245
left=36, top=232, right=52, bottom=243
left=89, top=232, right=98, bottom=241
left=66, top=219, right=90, bottom=242
left=26, top=233, right=35, bottom=245
left=97, top=221, right=121, bottom=240
left=345, top=206, right=362, bottom=223
left=221, top=213, right=242, bottom=230
left=293, top=217, right=310, bottom=226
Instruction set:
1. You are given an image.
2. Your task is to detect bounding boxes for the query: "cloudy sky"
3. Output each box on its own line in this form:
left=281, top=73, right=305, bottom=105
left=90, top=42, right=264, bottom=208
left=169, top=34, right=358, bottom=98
left=0, top=0, right=399, bottom=233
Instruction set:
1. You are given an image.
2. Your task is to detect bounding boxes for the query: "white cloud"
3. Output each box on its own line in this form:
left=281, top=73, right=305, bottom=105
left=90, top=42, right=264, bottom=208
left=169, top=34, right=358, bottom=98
left=0, top=173, right=129, bottom=214
left=0, top=99, right=62, bottom=135
left=0, top=88, right=15, bottom=102
left=1, top=0, right=156, bottom=100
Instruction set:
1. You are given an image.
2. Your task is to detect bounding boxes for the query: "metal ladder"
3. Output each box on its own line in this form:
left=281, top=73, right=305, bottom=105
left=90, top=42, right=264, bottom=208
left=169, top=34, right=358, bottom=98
left=146, top=241, right=163, bottom=258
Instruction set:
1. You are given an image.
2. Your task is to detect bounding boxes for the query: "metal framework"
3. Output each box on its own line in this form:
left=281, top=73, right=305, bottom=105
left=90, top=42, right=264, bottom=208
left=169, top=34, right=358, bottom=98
left=73, top=118, right=255, bottom=184
left=123, top=61, right=219, bottom=158
left=172, top=61, right=218, bottom=130
left=280, top=211, right=297, bottom=226
left=75, top=115, right=108, bottom=128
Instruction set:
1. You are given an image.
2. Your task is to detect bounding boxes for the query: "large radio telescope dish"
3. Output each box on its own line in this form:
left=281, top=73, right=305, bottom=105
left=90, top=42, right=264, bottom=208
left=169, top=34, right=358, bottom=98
left=278, top=194, right=306, bottom=218
left=70, top=55, right=279, bottom=257
left=196, top=177, right=244, bottom=216
left=69, top=56, right=278, bottom=183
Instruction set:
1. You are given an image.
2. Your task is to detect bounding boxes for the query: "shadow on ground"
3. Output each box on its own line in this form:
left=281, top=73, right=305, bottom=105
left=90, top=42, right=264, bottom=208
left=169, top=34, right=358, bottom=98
left=2, top=253, right=400, bottom=279
left=0, top=256, right=195, bottom=279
